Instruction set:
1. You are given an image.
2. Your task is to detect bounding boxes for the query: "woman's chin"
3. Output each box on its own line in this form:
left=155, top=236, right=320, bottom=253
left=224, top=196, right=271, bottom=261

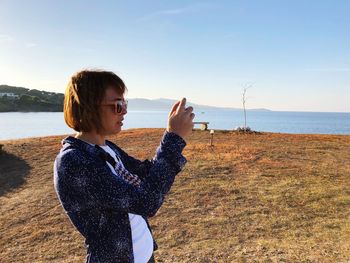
left=114, top=125, right=122, bottom=133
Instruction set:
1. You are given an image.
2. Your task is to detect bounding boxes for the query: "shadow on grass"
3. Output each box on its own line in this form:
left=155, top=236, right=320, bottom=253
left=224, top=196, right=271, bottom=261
left=0, top=150, right=30, bottom=197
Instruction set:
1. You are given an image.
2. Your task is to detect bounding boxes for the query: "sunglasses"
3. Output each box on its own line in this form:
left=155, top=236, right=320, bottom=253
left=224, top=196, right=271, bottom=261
left=100, top=99, right=128, bottom=114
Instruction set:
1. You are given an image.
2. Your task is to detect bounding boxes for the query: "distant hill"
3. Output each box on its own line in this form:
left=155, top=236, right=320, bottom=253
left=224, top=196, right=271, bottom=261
left=0, top=85, right=270, bottom=112
left=128, top=98, right=270, bottom=112
left=0, top=85, right=63, bottom=112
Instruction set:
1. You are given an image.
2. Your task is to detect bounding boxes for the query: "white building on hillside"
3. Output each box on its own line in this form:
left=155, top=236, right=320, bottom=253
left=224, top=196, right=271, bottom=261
left=0, top=92, right=19, bottom=99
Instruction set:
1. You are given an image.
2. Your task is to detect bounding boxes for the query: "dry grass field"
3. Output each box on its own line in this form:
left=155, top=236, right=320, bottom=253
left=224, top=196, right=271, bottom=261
left=0, top=128, right=349, bottom=262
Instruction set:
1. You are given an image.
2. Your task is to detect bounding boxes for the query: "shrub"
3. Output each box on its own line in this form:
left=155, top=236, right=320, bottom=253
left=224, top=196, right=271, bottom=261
left=235, top=126, right=252, bottom=132
left=233, top=126, right=262, bottom=134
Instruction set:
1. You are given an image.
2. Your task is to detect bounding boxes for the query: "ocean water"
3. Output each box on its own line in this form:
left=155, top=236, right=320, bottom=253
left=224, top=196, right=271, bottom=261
left=0, top=110, right=349, bottom=140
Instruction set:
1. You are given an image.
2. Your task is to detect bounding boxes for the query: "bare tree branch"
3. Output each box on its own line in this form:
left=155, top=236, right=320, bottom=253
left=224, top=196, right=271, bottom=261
left=242, top=84, right=253, bottom=130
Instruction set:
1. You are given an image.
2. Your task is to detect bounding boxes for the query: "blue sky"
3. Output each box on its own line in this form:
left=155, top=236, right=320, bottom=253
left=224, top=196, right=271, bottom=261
left=0, top=0, right=349, bottom=112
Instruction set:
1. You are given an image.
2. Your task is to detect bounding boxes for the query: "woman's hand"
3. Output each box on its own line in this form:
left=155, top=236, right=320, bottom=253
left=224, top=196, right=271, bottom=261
left=166, top=98, right=195, bottom=139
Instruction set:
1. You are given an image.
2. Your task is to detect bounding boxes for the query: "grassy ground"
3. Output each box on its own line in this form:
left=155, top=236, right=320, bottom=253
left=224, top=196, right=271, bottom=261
left=0, top=128, right=349, bottom=262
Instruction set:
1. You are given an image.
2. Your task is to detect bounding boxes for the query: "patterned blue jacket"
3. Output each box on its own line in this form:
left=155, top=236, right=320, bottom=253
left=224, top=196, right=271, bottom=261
left=53, top=130, right=187, bottom=262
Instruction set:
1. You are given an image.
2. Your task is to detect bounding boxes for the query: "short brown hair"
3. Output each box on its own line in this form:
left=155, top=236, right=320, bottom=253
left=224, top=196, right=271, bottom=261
left=64, top=70, right=127, bottom=132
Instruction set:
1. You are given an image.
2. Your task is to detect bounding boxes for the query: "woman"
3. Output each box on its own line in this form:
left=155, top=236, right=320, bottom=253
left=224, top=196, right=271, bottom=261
left=53, top=70, right=194, bottom=263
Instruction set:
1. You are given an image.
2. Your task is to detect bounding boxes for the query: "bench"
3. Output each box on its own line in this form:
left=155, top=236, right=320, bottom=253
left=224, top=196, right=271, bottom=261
left=193, top=122, right=209, bottom=131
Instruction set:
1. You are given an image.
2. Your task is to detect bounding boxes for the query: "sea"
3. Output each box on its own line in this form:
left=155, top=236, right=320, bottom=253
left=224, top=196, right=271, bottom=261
left=0, top=110, right=350, bottom=141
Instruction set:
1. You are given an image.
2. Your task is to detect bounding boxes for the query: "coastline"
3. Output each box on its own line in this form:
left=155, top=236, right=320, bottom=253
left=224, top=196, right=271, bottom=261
left=2, top=111, right=350, bottom=140
left=1, top=127, right=350, bottom=144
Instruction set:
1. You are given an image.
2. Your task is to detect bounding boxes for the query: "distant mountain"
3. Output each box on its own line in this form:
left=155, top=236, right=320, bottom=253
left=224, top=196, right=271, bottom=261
left=0, top=85, right=271, bottom=112
left=0, top=85, right=63, bottom=112
left=129, top=97, right=271, bottom=112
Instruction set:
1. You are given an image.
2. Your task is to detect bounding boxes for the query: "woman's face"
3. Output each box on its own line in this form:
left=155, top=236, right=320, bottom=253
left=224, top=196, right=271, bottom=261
left=98, top=87, right=127, bottom=136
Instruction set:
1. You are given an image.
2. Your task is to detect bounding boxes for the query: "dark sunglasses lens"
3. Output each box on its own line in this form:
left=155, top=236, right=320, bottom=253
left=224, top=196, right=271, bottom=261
left=115, top=101, right=123, bottom=113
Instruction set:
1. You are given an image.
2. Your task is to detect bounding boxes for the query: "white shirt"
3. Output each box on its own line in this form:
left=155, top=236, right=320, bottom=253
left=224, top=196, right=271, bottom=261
left=99, top=144, right=154, bottom=263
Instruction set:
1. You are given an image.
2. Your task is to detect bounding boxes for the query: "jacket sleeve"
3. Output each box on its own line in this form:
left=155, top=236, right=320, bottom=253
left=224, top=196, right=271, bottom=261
left=115, top=130, right=187, bottom=180
left=54, top=130, right=187, bottom=218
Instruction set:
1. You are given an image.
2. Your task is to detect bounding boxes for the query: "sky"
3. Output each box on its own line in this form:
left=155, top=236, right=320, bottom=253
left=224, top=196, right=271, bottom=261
left=0, top=0, right=349, bottom=112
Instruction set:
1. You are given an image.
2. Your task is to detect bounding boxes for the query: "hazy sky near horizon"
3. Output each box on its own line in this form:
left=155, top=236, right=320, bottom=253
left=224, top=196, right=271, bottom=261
left=1, top=0, right=349, bottom=112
